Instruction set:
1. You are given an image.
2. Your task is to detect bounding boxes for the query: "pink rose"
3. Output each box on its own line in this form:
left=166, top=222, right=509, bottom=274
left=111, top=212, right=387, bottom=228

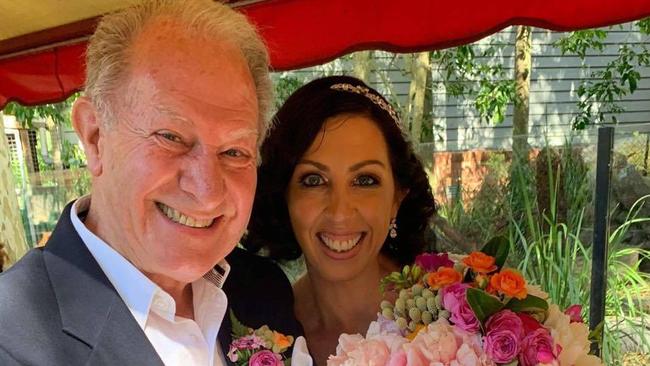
left=249, top=350, right=282, bottom=366
left=441, top=283, right=481, bottom=333
left=486, top=310, right=524, bottom=339
left=519, top=328, right=557, bottom=366
left=415, top=252, right=454, bottom=272
left=564, top=304, right=584, bottom=323
left=484, top=329, right=520, bottom=363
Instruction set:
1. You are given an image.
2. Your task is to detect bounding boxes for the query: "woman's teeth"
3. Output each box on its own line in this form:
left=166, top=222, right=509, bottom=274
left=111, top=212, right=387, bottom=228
left=319, top=233, right=362, bottom=253
left=157, top=203, right=214, bottom=228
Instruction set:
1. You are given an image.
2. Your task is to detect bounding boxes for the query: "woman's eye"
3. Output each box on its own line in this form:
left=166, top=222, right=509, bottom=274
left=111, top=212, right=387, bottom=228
left=300, top=174, right=326, bottom=187
left=354, top=175, right=379, bottom=186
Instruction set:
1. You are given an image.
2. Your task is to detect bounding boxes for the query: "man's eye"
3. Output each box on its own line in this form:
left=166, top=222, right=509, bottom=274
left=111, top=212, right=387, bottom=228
left=354, top=175, right=379, bottom=186
left=300, top=174, right=326, bottom=187
left=157, top=132, right=182, bottom=143
left=223, top=149, right=245, bottom=158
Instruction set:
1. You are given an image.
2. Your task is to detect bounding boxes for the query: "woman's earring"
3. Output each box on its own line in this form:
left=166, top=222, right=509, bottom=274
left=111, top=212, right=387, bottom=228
left=389, top=218, right=398, bottom=239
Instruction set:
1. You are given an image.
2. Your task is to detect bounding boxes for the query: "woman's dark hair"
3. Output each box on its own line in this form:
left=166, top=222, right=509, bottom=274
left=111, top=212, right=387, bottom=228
left=242, top=75, right=436, bottom=265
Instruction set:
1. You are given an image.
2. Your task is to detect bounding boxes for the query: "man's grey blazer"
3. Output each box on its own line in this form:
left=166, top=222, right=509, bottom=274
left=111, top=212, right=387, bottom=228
left=0, top=202, right=303, bottom=365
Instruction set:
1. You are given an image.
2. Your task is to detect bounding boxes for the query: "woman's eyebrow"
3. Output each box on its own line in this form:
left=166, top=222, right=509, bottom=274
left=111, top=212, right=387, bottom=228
left=349, top=160, right=386, bottom=172
left=296, top=159, right=329, bottom=171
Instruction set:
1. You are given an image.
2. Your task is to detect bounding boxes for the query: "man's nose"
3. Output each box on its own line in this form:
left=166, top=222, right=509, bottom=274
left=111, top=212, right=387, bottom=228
left=179, top=153, right=226, bottom=209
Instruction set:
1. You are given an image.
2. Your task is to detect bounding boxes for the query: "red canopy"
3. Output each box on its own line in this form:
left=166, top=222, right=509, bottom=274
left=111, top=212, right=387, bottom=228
left=1, top=0, right=649, bottom=108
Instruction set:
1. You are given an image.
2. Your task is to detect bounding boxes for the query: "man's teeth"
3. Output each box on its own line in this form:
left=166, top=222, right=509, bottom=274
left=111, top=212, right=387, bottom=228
left=157, top=203, right=214, bottom=228
left=320, top=234, right=362, bottom=253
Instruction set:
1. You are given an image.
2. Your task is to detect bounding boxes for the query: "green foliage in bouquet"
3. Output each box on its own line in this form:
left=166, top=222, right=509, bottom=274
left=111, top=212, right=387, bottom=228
left=380, top=263, right=424, bottom=293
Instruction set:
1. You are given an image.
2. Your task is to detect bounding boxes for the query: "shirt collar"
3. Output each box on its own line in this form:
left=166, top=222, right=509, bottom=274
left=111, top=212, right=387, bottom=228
left=70, top=195, right=230, bottom=328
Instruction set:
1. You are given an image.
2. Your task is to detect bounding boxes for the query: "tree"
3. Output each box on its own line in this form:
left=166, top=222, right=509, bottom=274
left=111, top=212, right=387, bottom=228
left=404, top=52, right=432, bottom=143
left=512, top=26, right=532, bottom=164
left=3, top=95, right=78, bottom=171
left=555, top=19, right=650, bottom=129
left=353, top=51, right=373, bottom=83
left=0, top=114, right=29, bottom=267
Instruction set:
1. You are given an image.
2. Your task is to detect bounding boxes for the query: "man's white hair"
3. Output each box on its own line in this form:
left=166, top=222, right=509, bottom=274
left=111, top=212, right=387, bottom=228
left=84, top=0, right=272, bottom=138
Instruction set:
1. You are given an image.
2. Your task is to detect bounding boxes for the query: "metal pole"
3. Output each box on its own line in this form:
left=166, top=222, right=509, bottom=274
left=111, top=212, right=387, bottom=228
left=589, top=126, right=614, bottom=356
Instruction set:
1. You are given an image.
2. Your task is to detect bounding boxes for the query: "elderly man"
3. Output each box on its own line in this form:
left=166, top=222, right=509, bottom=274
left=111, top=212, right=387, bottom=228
left=0, top=1, right=306, bottom=365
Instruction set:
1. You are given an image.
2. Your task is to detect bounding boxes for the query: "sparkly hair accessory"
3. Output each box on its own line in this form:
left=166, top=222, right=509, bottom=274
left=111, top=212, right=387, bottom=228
left=330, top=83, right=401, bottom=126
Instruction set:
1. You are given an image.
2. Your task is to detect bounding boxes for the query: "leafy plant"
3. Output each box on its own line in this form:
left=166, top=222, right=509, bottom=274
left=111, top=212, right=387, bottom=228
left=273, top=74, right=304, bottom=110
left=431, top=45, right=516, bottom=124
left=508, top=150, right=650, bottom=365
left=555, top=23, right=650, bottom=129
left=435, top=152, right=511, bottom=247
left=3, top=94, right=77, bottom=128
left=554, top=29, right=607, bottom=59
left=61, top=140, right=86, bottom=169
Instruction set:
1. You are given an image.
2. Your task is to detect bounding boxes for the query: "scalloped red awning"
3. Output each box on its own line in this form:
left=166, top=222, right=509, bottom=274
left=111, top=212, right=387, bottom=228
left=1, top=0, right=650, bottom=108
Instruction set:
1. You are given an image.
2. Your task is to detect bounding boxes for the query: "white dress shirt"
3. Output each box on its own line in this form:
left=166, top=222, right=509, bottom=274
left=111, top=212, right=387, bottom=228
left=70, top=196, right=229, bottom=366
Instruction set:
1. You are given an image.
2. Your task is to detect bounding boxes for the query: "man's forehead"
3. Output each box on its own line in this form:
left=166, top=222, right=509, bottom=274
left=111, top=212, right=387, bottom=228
left=128, top=17, right=249, bottom=78
left=122, top=21, right=257, bottom=111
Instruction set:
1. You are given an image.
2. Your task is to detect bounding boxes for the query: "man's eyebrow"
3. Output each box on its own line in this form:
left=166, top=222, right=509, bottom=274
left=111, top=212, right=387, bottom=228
left=349, top=160, right=386, bottom=172
left=154, top=103, right=194, bottom=126
left=228, top=128, right=259, bottom=140
left=296, top=159, right=329, bottom=171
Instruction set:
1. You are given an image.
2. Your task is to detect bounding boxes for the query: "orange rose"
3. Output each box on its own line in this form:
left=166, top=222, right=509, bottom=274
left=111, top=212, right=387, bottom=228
left=272, top=331, right=292, bottom=350
left=490, top=269, right=527, bottom=299
left=427, top=267, right=462, bottom=289
left=462, top=252, right=497, bottom=273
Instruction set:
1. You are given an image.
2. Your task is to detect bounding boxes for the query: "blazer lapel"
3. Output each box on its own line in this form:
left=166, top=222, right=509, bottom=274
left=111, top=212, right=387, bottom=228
left=43, top=202, right=163, bottom=366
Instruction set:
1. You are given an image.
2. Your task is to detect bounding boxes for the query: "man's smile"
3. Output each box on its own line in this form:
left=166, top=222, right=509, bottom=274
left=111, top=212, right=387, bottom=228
left=156, top=202, right=215, bottom=228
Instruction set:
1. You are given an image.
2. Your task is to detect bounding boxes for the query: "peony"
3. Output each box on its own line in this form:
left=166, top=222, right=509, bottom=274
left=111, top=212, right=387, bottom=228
left=327, top=334, right=394, bottom=366
left=415, top=252, right=454, bottom=272
left=545, top=304, right=603, bottom=366
left=519, top=328, right=557, bottom=366
left=441, top=283, right=481, bottom=333
left=386, top=350, right=407, bottom=366
left=526, top=284, right=549, bottom=300
left=403, top=319, right=495, bottom=366
left=249, top=350, right=282, bottom=366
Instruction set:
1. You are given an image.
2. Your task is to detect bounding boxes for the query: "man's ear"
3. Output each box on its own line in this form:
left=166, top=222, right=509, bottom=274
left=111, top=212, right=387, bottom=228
left=71, top=96, right=103, bottom=177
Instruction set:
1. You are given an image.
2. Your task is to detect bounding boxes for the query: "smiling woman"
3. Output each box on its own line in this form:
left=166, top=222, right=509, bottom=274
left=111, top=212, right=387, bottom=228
left=242, top=75, right=437, bottom=365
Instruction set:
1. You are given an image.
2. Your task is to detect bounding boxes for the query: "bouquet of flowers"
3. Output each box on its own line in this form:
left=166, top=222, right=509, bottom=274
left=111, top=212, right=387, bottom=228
left=227, top=310, right=295, bottom=366
left=327, top=238, right=604, bottom=366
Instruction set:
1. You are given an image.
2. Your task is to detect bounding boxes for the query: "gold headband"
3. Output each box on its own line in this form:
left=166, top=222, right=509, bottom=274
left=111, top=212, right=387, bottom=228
left=330, top=83, right=401, bottom=126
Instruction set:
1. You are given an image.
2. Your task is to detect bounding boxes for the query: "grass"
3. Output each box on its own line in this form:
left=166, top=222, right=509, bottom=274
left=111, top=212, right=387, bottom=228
left=507, top=150, right=650, bottom=365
